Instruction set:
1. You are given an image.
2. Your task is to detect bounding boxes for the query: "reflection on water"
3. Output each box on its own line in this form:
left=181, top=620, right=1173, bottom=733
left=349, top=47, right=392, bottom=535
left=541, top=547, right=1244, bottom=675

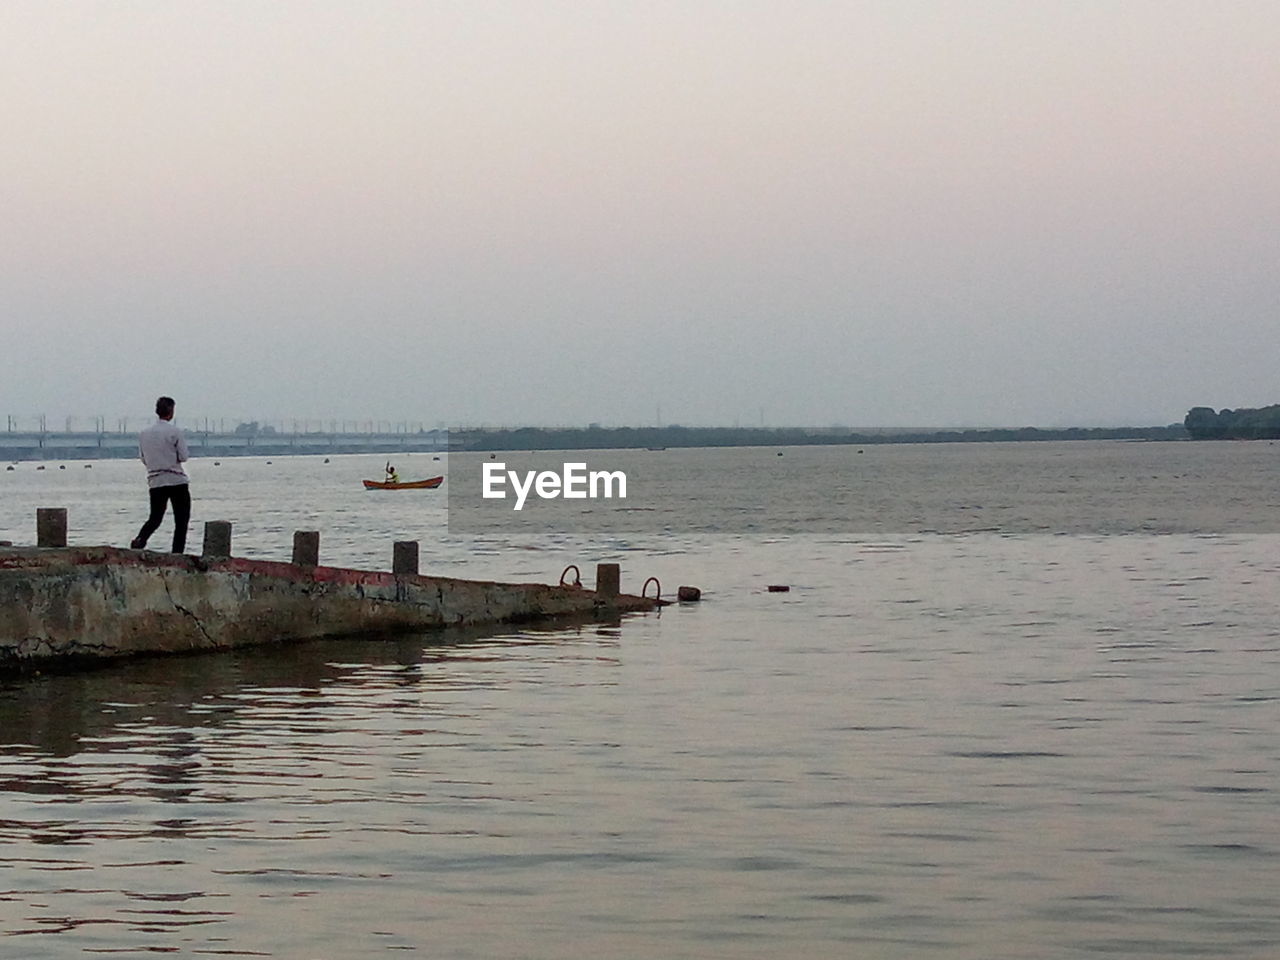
left=1, top=450, right=1279, bottom=957
left=1, top=622, right=634, bottom=957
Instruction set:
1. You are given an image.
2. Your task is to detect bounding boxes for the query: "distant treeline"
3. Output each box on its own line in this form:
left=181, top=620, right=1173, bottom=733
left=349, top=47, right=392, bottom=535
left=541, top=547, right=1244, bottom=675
left=1184, top=405, right=1280, bottom=440
left=453, top=423, right=1186, bottom=452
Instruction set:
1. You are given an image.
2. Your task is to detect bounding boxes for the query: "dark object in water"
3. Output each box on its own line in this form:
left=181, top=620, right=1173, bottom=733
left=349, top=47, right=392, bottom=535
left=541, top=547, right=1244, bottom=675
left=766, top=584, right=790, bottom=593
left=677, top=585, right=702, bottom=601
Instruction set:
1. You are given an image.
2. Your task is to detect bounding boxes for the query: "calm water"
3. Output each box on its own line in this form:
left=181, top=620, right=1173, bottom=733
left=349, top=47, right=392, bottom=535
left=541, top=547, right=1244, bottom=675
left=1, top=443, right=1278, bottom=958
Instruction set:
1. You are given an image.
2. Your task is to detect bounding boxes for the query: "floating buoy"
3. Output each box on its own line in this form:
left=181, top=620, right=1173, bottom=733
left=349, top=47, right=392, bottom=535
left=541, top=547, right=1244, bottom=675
left=59, top=465, right=66, bottom=470
left=36, top=465, right=45, bottom=471
left=777, top=451, right=783, bottom=456
left=766, top=584, right=790, bottom=592
left=214, top=461, right=221, bottom=466
left=677, top=585, right=702, bottom=602
left=5, top=465, right=13, bottom=471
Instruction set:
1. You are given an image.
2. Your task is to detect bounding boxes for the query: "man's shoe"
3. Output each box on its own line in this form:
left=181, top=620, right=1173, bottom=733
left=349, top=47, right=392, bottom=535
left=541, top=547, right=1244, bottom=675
left=130, top=538, right=145, bottom=549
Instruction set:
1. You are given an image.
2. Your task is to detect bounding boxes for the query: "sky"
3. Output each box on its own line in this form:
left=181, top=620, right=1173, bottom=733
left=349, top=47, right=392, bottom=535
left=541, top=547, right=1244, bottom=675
left=2, top=0, right=1276, bottom=429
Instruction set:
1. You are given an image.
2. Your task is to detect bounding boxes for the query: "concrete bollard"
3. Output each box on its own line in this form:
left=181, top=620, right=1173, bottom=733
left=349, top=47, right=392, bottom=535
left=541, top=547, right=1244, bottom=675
left=36, top=508, right=67, bottom=548
left=393, top=540, right=419, bottom=576
left=203, top=521, right=233, bottom=559
left=292, top=530, right=320, bottom=567
left=596, top=562, right=620, bottom=597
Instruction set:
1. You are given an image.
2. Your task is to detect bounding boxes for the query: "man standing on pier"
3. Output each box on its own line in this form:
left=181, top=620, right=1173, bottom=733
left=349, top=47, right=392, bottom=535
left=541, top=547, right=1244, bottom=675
left=131, top=396, right=191, bottom=553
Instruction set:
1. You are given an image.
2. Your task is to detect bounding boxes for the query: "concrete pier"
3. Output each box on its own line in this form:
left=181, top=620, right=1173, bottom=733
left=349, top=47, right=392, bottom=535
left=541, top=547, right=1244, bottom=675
left=0, top=546, right=656, bottom=671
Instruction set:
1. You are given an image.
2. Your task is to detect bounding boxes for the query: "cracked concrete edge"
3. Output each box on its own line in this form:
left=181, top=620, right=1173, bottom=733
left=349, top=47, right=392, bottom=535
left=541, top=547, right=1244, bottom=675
left=159, top=566, right=220, bottom=650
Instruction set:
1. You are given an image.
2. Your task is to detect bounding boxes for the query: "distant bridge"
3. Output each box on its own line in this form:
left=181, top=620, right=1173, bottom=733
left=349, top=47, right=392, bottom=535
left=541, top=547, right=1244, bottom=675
left=0, top=428, right=453, bottom=462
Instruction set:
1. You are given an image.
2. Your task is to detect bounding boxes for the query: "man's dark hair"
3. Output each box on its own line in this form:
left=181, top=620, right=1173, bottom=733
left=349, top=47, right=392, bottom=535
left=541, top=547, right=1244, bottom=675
left=155, top=396, right=176, bottom=418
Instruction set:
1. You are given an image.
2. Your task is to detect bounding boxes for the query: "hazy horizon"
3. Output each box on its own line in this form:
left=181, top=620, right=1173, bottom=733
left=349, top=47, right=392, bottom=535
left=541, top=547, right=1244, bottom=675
left=4, top=1, right=1277, bottom=427
left=3, top=411, right=1193, bottom=434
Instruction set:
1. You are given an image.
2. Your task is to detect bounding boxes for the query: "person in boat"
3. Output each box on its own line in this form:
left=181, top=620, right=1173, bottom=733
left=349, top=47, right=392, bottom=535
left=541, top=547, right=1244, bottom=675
left=131, top=395, right=191, bottom=553
left=385, top=462, right=399, bottom=483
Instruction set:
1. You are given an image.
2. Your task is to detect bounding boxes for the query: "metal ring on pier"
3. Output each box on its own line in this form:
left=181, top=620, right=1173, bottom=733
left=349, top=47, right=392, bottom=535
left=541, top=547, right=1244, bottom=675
left=559, top=564, right=582, bottom=588
left=642, top=576, right=661, bottom=600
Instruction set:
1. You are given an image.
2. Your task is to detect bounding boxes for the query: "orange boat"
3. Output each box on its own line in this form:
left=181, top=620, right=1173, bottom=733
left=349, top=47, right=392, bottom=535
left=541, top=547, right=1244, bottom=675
left=362, top=476, right=444, bottom=490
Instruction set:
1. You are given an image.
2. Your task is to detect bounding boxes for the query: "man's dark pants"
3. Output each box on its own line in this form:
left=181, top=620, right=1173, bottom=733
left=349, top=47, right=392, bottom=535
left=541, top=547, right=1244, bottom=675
left=134, top=484, right=191, bottom=553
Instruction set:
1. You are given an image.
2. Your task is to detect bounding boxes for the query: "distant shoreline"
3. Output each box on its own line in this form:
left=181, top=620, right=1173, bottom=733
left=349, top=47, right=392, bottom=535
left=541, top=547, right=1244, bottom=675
left=451, top=424, right=1188, bottom=453
left=1, top=424, right=1190, bottom=462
